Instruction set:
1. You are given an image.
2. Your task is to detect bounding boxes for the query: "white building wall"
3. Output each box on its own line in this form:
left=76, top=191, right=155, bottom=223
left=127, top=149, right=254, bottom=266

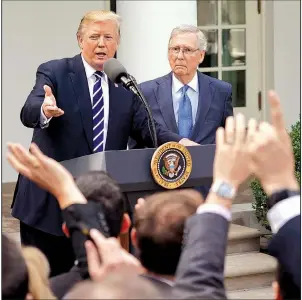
left=2, top=1, right=106, bottom=182
left=2, top=0, right=300, bottom=182
left=272, top=0, right=300, bottom=129
left=116, top=1, right=197, bottom=82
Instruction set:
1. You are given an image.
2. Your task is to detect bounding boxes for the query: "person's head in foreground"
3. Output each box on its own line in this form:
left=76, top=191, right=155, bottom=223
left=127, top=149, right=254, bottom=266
left=64, top=269, right=162, bottom=299
left=132, top=189, right=203, bottom=279
left=62, top=170, right=131, bottom=240
left=2, top=234, right=55, bottom=299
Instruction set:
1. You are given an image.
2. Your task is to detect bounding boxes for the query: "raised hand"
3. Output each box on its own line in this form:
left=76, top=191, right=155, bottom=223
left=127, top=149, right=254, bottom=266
left=7, top=142, right=86, bottom=208
left=135, top=198, right=145, bottom=212
left=85, top=229, right=142, bottom=282
left=42, top=85, right=64, bottom=118
left=213, top=113, right=252, bottom=190
left=247, top=91, right=299, bottom=195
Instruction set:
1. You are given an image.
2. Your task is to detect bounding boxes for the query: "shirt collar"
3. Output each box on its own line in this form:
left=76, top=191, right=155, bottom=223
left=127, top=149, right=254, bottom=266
left=172, top=72, right=198, bottom=93
left=81, top=54, right=108, bottom=83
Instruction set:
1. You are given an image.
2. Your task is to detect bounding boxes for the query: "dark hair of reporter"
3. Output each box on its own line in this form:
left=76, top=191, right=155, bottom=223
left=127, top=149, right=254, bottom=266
left=2, top=234, right=29, bottom=299
left=75, top=170, right=125, bottom=237
left=134, top=190, right=203, bottom=276
left=277, top=264, right=301, bottom=300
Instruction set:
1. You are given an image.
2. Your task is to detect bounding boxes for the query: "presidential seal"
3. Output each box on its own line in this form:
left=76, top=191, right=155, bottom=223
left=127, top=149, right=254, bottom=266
left=151, top=142, right=192, bottom=189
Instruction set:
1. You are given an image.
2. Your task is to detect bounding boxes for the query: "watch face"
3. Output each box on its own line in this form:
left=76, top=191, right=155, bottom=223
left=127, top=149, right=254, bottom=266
left=216, top=182, right=234, bottom=199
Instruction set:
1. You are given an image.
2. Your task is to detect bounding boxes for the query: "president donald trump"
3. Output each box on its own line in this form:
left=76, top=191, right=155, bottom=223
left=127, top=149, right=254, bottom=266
left=11, top=11, right=196, bottom=276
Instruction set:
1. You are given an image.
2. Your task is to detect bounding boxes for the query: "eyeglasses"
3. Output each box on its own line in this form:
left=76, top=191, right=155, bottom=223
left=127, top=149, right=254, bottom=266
left=169, top=46, right=199, bottom=56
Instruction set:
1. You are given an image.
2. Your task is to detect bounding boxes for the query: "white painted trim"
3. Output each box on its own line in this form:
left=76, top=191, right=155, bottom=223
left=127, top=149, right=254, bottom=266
left=199, top=66, right=246, bottom=72
left=217, top=0, right=222, bottom=79
left=261, top=0, right=275, bottom=122
left=199, top=24, right=247, bottom=30
left=261, top=0, right=267, bottom=122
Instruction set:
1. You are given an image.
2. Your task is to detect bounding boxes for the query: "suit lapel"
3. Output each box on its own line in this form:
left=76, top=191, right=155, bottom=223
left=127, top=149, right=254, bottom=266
left=190, top=72, right=212, bottom=141
left=155, top=73, right=178, bottom=133
left=69, top=54, right=93, bottom=152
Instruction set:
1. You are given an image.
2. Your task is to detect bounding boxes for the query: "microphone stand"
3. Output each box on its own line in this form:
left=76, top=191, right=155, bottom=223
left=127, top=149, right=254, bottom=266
left=128, top=75, right=158, bottom=148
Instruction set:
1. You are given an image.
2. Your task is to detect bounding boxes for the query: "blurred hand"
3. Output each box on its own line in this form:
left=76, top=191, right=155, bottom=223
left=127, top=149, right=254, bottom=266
left=135, top=198, right=145, bottom=212
left=213, top=114, right=252, bottom=190
left=179, top=138, right=199, bottom=146
left=42, top=85, right=64, bottom=118
left=247, top=91, right=298, bottom=195
left=85, top=229, right=142, bottom=282
left=7, top=142, right=86, bottom=208
left=268, top=91, right=292, bottom=146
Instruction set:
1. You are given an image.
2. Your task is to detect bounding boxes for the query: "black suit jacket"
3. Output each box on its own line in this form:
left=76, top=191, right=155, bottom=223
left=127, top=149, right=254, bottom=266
left=173, top=212, right=229, bottom=299
left=12, top=54, right=181, bottom=236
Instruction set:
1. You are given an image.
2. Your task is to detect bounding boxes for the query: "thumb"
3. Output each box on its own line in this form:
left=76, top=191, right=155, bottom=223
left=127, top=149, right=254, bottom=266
left=44, top=85, right=53, bottom=97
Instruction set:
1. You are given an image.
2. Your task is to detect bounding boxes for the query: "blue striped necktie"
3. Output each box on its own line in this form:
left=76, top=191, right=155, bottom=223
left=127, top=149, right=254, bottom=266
left=178, top=85, right=193, bottom=138
left=92, top=71, right=105, bottom=152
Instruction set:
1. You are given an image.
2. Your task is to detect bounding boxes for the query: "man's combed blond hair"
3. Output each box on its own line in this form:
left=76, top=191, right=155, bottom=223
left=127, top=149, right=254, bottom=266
left=77, top=10, right=121, bottom=38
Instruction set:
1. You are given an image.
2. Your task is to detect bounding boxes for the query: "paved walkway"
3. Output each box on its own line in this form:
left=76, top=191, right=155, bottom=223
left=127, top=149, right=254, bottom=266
left=3, top=193, right=20, bottom=243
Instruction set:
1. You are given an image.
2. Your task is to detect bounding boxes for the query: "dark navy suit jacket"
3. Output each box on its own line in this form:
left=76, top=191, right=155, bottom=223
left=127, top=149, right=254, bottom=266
left=130, top=71, right=233, bottom=148
left=12, top=54, right=181, bottom=236
left=268, top=215, right=301, bottom=290
left=129, top=71, right=233, bottom=197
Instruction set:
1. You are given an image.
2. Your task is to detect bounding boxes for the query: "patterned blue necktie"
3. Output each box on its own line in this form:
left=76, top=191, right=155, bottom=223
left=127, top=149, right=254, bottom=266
left=92, top=71, right=105, bottom=152
left=178, top=85, right=193, bottom=138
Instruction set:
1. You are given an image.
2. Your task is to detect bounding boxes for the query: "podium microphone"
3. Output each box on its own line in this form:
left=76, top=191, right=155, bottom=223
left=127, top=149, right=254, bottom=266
left=103, top=58, right=158, bottom=148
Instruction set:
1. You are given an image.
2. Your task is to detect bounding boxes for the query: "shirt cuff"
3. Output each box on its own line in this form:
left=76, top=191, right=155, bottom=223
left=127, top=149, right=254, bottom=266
left=40, top=106, right=52, bottom=128
left=267, top=195, right=300, bottom=233
left=196, top=203, right=232, bottom=221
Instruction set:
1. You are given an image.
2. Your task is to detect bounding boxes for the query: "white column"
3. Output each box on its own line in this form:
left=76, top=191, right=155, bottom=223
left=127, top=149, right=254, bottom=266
left=117, top=1, right=197, bottom=83
left=273, top=1, right=300, bottom=129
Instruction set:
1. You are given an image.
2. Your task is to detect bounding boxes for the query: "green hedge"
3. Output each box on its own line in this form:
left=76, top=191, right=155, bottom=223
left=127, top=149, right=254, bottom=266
left=251, top=118, right=300, bottom=231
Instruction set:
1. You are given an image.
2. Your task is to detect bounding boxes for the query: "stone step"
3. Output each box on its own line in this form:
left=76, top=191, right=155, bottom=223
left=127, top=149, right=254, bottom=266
left=228, top=287, right=274, bottom=299
left=227, top=224, right=260, bottom=254
left=225, top=252, right=277, bottom=291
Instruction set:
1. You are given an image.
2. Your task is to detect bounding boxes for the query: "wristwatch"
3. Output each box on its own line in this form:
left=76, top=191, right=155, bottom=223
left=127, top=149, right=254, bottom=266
left=268, top=189, right=300, bottom=209
left=211, top=180, right=237, bottom=200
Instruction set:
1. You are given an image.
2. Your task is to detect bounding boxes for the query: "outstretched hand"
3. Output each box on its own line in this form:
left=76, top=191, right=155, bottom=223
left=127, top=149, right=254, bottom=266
left=42, top=85, right=64, bottom=118
left=7, top=142, right=86, bottom=208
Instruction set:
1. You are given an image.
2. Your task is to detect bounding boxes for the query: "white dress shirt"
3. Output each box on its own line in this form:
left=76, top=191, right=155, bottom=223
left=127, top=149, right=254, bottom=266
left=197, top=203, right=232, bottom=221
left=196, top=195, right=300, bottom=234
left=172, top=72, right=199, bottom=125
left=267, top=195, right=300, bottom=233
left=40, top=55, right=110, bottom=149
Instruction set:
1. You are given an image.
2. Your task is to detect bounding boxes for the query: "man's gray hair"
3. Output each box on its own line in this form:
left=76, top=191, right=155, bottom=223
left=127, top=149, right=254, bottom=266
left=169, top=24, right=207, bottom=51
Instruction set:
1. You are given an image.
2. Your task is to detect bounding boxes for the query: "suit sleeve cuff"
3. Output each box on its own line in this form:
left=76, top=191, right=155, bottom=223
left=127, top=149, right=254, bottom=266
left=267, top=195, right=300, bottom=233
left=40, top=106, right=52, bottom=128
left=196, top=203, right=232, bottom=221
